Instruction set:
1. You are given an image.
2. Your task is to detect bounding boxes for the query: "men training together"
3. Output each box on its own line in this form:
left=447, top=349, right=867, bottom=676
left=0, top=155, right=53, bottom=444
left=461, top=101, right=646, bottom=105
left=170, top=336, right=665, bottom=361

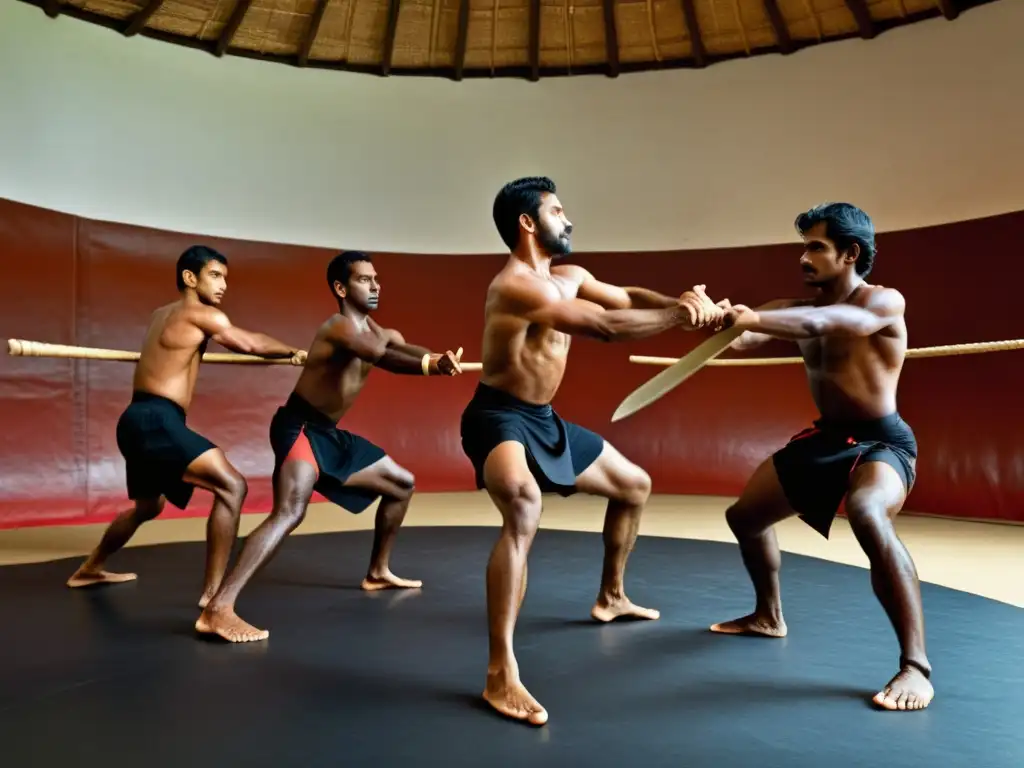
left=68, top=183, right=931, bottom=723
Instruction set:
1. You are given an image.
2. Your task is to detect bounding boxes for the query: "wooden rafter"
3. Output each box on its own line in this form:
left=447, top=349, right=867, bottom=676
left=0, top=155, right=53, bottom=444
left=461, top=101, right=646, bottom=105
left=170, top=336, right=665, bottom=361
left=843, top=0, right=875, bottom=39
left=602, top=0, right=620, bottom=77
left=452, top=0, right=471, bottom=80
left=935, top=0, right=958, bottom=20
left=297, top=0, right=330, bottom=66
left=215, top=0, right=254, bottom=57
left=679, top=0, right=705, bottom=67
left=762, top=0, right=792, bottom=54
left=124, top=0, right=164, bottom=37
left=529, top=0, right=541, bottom=81
left=381, top=0, right=401, bottom=75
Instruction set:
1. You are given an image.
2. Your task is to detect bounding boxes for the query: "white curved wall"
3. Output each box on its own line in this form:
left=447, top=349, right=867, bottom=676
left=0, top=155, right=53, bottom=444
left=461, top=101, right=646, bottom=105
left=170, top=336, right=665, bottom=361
left=1, top=1, right=1023, bottom=255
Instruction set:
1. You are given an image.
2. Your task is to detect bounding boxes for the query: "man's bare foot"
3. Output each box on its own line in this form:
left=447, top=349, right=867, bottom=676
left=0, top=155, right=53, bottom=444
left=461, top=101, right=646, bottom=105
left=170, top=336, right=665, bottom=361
left=361, top=570, right=423, bottom=591
left=591, top=595, right=660, bottom=623
left=709, top=612, right=788, bottom=638
left=198, top=590, right=216, bottom=609
left=66, top=567, right=137, bottom=588
left=195, top=608, right=269, bottom=643
left=872, top=665, right=934, bottom=711
left=483, top=669, right=548, bottom=726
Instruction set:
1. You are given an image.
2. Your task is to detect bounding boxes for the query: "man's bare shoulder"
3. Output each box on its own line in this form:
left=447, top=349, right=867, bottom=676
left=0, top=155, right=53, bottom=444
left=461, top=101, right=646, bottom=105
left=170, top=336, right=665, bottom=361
left=173, top=302, right=230, bottom=335
left=320, top=313, right=358, bottom=342
left=366, top=317, right=403, bottom=345
left=550, top=263, right=591, bottom=284
left=489, top=268, right=560, bottom=311
left=854, top=284, right=906, bottom=315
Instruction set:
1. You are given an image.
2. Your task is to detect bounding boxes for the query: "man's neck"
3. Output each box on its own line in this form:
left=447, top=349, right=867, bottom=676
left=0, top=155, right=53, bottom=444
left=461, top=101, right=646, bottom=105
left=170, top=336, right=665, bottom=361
left=510, top=243, right=553, bottom=276
left=815, top=274, right=865, bottom=305
left=339, top=302, right=370, bottom=330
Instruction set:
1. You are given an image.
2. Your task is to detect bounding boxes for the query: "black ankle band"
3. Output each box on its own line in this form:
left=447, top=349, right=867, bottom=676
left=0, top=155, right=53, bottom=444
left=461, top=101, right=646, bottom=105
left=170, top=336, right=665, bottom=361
left=900, top=656, right=931, bottom=679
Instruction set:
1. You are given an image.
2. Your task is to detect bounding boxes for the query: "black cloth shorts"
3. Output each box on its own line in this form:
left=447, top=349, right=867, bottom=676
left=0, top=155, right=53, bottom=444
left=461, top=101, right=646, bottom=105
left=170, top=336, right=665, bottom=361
left=772, top=412, right=917, bottom=538
left=460, top=382, right=605, bottom=496
left=115, top=391, right=217, bottom=510
left=269, top=392, right=387, bottom=514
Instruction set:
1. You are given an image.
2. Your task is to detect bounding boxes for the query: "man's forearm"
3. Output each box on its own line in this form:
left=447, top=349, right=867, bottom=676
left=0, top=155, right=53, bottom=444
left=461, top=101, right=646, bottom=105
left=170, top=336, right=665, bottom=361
left=249, top=333, right=300, bottom=358
left=374, top=346, right=431, bottom=375
left=624, top=287, right=679, bottom=309
left=737, top=304, right=880, bottom=339
left=600, top=305, right=690, bottom=342
left=735, top=309, right=816, bottom=340
left=729, top=330, right=775, bottom=351
left=390, top=340, right=433, bottom=358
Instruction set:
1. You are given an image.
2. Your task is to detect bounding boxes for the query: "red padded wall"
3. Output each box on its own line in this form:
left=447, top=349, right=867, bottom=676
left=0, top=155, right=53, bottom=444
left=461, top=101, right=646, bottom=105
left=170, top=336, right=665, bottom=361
left=0, top=197, right=1021, bottom=527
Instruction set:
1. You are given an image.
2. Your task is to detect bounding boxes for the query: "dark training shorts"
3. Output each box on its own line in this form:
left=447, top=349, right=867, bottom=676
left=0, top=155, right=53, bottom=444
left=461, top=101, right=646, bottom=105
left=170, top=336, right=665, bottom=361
left=116, top=391, right=217, bottom=510
left=773, top=412, right=917, bottom=538
left=269, top=392, right=387, bottom=514
left=460, top=382, right=605, bottom=496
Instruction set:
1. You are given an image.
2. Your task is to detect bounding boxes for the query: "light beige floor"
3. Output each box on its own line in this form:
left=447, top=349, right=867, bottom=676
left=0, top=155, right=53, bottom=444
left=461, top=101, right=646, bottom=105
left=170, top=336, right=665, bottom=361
left=1, top=492, right=1020, bottom=608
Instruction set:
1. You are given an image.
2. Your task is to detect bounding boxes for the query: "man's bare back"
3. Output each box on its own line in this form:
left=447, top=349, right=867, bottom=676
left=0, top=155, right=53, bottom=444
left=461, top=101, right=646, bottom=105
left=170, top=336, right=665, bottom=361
left=132, top=302, right=221, bottom=411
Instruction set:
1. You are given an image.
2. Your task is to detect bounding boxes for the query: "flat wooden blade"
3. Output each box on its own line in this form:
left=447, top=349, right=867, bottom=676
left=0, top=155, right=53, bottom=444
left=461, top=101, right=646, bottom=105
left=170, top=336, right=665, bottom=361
left=610, top=327, right=745, bottom=422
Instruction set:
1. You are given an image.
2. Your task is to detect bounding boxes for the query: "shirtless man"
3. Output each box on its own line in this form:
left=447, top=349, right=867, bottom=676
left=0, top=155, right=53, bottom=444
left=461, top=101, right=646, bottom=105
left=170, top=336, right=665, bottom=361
left=710, top=202, right=933, bottom=712
left=67, top=245, right=305, bottom=607
left=195, top=250, right=465, bottom=643
left=460, top=176, right=727, bottom=726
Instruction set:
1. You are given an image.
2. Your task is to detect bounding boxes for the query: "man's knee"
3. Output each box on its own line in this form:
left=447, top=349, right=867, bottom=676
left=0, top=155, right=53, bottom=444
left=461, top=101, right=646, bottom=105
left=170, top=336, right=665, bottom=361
left=845, top=494, right=896, bottom=557
left=725, top=502, right=770, bottom=539
left=385, top=462, right=415, bottom=499
left=215, top=467, right=248, bottom=510
left=490, top=478, right=542, bottom=539
left=134, top=497, right=165, bottom=522
left=615, top=464, right=651, bottom=507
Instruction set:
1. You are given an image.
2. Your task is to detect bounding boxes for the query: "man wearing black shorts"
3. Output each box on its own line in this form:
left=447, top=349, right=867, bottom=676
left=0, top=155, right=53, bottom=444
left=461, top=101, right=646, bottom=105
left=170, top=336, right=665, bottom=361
left=67, top=245, right=305, bottom=609
left=462, top=177, right=726, bottom=726
left=195, top=251, right=465, bottom=643
left=711, top=202, right=932, bottom=713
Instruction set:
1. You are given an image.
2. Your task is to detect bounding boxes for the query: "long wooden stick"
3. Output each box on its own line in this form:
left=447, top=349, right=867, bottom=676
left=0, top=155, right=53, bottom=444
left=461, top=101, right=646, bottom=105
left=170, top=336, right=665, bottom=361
left=630, top=338, right=1024, bottom=368
left=7, top=339, right=483, bottom=371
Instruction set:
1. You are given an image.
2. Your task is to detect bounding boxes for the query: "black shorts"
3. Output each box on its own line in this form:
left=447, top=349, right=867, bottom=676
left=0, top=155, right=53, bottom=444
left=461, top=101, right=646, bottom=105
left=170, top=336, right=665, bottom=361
left=772, top=412, right=918, bottom=538
left=115, top=391, right=217, bottom=510
left=460, top=383, right=605, bottom=496
left=269, top=393, right=387, bottom=514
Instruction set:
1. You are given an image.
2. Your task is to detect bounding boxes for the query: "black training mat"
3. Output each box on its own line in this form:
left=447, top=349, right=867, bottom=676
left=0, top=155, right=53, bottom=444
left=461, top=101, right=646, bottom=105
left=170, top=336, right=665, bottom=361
left=0, top=526, right=1020, bottom=767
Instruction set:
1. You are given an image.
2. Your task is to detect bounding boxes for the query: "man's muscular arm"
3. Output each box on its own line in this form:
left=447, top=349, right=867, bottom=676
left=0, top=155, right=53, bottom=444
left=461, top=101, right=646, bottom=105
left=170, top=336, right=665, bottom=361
left=726, top=299, right=811, bottom=351
left=729, top=289, right=904, bottom=340
left=196, top=309, right=302, bottom=360
left=325, top=319, right=457, bottom=375
left=557, top=265, right=679, bottom=310
left=509, top=278, right=721, bottom=342
left=378, top=327, right=461, bottom=375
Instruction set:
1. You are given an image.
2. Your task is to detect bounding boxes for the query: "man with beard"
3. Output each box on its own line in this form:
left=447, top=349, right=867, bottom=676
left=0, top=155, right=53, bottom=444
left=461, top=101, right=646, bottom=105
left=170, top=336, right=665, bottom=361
left=196, top=251, right=465, bottom=643
left=67, top=245, right=306, bottom=607
left=460, top=176, right=727, bottom=725
left=710, top=202, right=932, bottom=712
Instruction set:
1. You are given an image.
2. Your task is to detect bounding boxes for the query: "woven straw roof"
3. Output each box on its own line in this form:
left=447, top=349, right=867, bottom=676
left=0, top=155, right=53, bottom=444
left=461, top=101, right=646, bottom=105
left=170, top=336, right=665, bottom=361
left=23, top=0, right=996, bottom=79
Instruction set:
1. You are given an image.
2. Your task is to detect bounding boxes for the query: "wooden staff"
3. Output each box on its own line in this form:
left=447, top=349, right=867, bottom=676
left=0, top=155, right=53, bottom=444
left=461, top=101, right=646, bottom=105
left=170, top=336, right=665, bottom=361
left=629, top=338, right=1024, bottom=368
left=7, top=339, right=483, bottom=371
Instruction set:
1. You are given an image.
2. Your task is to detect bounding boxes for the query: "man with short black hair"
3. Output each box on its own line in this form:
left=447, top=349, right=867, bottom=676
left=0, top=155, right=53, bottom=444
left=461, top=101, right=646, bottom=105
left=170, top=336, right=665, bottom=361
left=711, top=202, right=933, bottom=712
left=196, top=251, right=465, bottom=643
left=68, top=245, right=305, bottom=609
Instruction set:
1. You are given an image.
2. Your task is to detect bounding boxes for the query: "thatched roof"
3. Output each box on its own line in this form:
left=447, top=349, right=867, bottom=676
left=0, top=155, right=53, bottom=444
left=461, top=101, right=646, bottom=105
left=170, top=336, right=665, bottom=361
left=20, top=0, right=997, bottom=80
